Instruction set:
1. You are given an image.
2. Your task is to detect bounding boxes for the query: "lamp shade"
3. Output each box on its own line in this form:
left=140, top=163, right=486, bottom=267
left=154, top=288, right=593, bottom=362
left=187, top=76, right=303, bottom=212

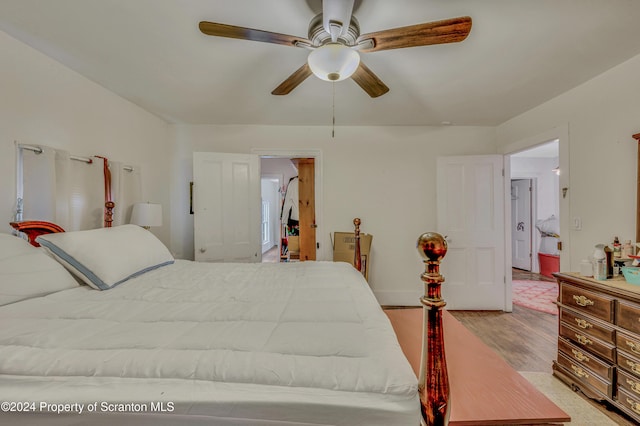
left=130, top=202, right=162, bottom=228
left=307, top=43, right=360, bottom=82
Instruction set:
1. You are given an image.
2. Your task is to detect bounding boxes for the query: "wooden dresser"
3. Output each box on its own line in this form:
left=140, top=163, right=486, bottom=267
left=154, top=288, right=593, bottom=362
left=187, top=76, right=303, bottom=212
left=554, top=272, right=640, bottom=421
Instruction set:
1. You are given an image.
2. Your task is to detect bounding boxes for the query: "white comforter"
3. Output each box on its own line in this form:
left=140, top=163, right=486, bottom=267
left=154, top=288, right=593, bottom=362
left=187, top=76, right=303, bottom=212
left=0, top=260, right=418, bottom=425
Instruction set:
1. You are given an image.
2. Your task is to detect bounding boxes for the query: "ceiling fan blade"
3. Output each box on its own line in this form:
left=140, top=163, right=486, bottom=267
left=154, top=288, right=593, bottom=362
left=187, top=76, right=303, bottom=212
left=356, top=16, right=472, bottom=53
left=272, top=63, right=313, bottom=95
left=199, top=21, right=312, bottom=48
left=351, top=62, right=389, bottom=98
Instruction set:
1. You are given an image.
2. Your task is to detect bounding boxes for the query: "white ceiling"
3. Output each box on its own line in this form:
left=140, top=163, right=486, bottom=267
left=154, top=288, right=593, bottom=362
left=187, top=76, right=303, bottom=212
left=511, top=140, right=559, bottom=158
left=2, top=0, right=640, bottom=126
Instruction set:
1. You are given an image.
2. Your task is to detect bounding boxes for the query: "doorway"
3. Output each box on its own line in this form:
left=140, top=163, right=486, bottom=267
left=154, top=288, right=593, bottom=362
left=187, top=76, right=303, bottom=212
left=508, top=140, right=560, bottom=311
left=509, top=139, right=559, bottom=276
left=259, top=154, right=319, bottom=263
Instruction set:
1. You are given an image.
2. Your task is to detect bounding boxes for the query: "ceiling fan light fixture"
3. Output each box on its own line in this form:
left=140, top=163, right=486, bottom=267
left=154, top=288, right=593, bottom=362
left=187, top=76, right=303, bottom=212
left=307, top=43, right=360, bottom=82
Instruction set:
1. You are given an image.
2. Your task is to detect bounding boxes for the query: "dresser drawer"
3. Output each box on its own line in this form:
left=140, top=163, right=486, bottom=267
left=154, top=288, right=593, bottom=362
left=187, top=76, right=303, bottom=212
left=618, top=349, right=640, bottom=378
left=560, top=307, right=615, bottom=344
left=557, top=351, right=613, bottom=398
left=558, top=337, right=614, bottom=380
left=617, top=388, right=640, bottom=417
left=617, top=330, right=640, bottom=360
left=617, top=300, right=640, bottom=335
left=559, top=282, right=615, bottom=323
left=559, top=322, right=616, bottom=362
left=618, top=368, right=640, bottom=399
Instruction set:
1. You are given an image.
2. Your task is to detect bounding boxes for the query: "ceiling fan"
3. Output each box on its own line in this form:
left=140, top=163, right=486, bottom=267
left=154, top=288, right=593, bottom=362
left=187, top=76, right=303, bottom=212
left=199, top=0, right=471, bottom=98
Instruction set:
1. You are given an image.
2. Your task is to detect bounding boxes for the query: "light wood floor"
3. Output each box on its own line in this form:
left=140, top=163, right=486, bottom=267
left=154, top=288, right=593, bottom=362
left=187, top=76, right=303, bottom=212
left=261, top=245, right=279, bottom=263
left=448, top=305, right=636, bottom=425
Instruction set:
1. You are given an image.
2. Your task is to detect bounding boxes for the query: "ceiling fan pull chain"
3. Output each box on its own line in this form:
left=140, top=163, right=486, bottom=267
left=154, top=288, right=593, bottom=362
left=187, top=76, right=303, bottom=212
left=332, top=82, right=336, bottom=138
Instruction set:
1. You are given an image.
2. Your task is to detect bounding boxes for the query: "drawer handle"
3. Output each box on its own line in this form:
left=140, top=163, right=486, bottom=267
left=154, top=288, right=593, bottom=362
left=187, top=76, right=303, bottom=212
left=571, top=364, right=589, bottom=378
left=571, top=348, right=589, bottom=363
left=626, top=340, right=640, bottom=355
left=627, top=378, right=640, bottom=395
left=627, top=398, right=640, bottom=415
left=573, top=295, right=594, bottom=307
left=575, top=334, right=592, bottom=346
left=574, top=318, right=593, bottom=329
left=627, top=360, right=640, bottom=375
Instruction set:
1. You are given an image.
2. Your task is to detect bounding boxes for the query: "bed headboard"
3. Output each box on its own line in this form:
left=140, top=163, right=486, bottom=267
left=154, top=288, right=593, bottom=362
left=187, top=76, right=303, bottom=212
left=9, top=221, right=65, bottom=247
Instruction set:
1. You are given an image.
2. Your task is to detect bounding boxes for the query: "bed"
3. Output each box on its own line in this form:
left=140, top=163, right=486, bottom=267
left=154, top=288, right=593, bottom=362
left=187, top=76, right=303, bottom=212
left=0, top=221, right=425, bottom=425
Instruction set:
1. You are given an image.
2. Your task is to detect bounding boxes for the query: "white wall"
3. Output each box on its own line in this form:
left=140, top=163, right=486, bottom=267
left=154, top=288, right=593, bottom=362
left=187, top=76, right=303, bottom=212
left=497, top=53, right=640, bottom=270
left=0, top=31, right=171, bottom=244
left=169, top=124, right=497, bottom=305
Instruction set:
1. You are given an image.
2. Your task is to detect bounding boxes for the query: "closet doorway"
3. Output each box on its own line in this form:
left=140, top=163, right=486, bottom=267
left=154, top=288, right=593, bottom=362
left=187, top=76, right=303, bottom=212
left=259, top=154, right=319, bottom=263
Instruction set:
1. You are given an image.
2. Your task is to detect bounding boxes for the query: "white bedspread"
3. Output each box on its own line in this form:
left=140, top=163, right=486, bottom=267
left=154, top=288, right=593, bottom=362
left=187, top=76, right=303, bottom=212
left=0, top=260, right=418, bottom=425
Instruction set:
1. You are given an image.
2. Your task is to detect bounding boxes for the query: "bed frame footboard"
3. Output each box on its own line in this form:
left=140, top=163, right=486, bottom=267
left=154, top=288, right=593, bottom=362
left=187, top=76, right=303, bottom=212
left=350, top=223, right=451, bottom=425
left=416, top=232, right=450, bottom=426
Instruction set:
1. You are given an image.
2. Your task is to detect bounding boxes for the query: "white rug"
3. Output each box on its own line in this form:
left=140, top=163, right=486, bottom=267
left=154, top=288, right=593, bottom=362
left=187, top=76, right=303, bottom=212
left=519, top=371, right=617, bottom=425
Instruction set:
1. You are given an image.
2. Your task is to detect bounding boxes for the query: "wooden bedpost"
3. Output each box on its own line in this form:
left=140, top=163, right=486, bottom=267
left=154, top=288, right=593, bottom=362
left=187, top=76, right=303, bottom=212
left=353, top=218, right=362, bottom=272
left=95, top=156, right=114, bottom=228
left=416, top=232, right=450, bottom=426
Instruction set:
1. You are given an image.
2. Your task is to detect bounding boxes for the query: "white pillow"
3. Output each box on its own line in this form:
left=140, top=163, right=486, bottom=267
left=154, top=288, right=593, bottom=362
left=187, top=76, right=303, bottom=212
left=0, top=233, right=79, bottom=306
left=36, top=224, right=174, bottom=290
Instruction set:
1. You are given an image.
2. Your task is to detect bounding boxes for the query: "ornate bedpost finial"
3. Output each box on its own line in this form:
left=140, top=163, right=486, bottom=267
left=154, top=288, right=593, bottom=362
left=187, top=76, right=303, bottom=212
left=416, top=232, right=450, bottom=426
left=105, top=201, right=115, bottom=228
left=353, top=218, right=362, bottom=272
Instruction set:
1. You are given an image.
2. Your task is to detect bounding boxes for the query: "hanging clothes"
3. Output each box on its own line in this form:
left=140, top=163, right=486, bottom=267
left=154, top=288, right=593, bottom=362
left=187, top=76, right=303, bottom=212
left=281, top=176, right=299, bottom=232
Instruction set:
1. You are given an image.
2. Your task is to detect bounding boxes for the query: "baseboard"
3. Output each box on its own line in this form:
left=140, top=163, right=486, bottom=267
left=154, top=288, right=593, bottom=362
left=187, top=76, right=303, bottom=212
left=374, top=290, right=422, bottom=307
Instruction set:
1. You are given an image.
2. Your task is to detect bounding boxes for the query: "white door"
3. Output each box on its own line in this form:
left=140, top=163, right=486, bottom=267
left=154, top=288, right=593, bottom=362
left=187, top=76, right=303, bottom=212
left=511, top=179, right=532, bottom=270
left=437, top=155, right=505, bottom=310
left=193, top=152, right=261, bottom=262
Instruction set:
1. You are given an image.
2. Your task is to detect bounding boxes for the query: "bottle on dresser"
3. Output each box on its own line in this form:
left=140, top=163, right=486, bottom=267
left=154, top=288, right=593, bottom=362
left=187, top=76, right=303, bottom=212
left=613, top=236, right=621, bottom=259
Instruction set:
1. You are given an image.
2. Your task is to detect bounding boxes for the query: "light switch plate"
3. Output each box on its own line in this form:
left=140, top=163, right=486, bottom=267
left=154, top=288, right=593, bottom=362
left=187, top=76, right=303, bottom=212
left=572, top=217, right=582, bottom=230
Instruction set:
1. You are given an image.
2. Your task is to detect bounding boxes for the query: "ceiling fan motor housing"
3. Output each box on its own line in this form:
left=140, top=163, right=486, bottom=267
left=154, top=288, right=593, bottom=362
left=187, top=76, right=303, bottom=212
left=308, top=13, right=360, bottom=47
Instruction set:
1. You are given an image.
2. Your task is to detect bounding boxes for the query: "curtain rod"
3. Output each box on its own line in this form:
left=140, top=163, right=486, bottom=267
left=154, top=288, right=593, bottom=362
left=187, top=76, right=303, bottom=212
left=20, top=145, right=43, bottom=154
left=70, top=155, right=93, bottom=164
left=20, top=144, right=92, bottom=164
left=19, top=144, right=131, bottom=168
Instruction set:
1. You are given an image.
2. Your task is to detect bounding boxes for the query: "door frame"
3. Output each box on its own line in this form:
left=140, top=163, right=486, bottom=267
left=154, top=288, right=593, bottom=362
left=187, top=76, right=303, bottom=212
left=252, top=148, right=325, bottom=260
left=510, top=178, right=536, bottom=272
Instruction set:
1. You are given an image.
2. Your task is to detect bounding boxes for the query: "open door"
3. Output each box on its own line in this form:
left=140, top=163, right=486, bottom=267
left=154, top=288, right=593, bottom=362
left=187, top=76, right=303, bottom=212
left=193, top=152, right=261, bottom=262
left=511, top=179, right=533, bottom=271
left=294, top=158, right=316, bottom=261
left=437, top=155, right=505, bottom=310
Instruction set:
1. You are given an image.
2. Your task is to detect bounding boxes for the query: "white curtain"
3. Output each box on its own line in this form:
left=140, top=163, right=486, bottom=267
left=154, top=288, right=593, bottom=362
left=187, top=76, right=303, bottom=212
left=110, top=162, right=142, bottom=226
left=18, top=144, right=122, bottom=231
left=66, top=156, right=104, bottom=231
left=21, top=146, right=57, bottom=222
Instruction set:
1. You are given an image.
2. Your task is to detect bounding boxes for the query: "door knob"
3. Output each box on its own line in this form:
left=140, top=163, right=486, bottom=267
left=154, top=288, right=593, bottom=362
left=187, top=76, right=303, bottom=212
left=199, top=248, right=206, bottom=253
